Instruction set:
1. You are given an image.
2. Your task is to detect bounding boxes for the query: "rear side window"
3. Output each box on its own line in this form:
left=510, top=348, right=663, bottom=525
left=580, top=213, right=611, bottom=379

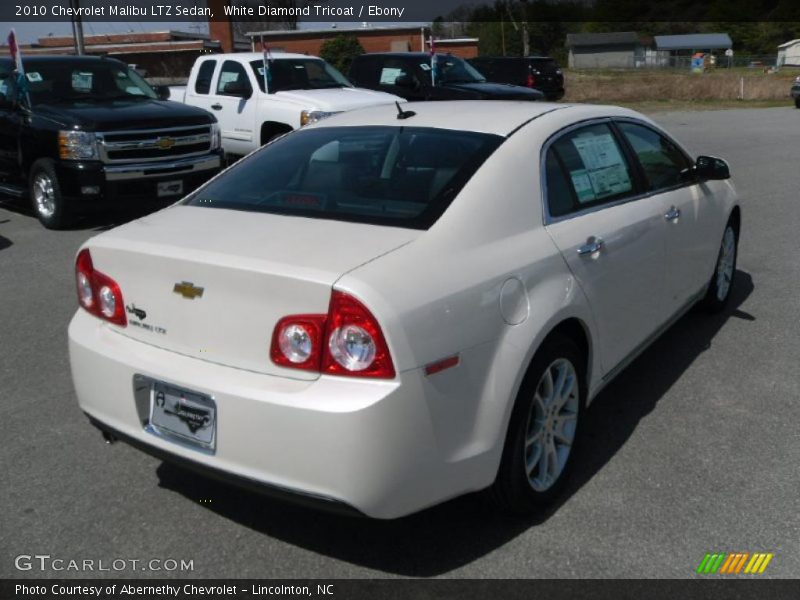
left=349, top=56, right=379, bottom=84
left=194, top=60, right=216, bottom=95
left=617, top=122, right=692, bottom=191
left=378, top=59, right=413, bottom=87
left=185, top=126, right=503, bottom=230
left=530, top=59, right=558, bottom=72
left=545, top=123, right=635, bottom=217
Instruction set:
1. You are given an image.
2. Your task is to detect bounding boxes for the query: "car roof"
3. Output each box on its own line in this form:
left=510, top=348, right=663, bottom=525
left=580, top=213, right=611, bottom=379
left=356, top=53, right=462, bottom=59
left=471, top=56, right=556, bottom=61
left=309, top=101, right=646, bottom=138
left=15, top=55, right=126, bottom=65
left=216, top=52, right=321, bottom=61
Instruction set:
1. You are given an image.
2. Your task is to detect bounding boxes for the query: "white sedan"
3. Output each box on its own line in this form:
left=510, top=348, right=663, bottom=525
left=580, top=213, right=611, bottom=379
left=68, top=101, right=740, bottom=518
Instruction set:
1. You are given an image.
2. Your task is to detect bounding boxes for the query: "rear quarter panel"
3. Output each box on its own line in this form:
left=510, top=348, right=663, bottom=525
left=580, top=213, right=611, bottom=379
left=336, top=117, right=600, bottom=477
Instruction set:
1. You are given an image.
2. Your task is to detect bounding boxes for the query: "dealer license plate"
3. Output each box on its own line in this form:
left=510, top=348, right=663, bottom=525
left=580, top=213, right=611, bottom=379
left=149, top=381, right=216, bottom=451
left=157, top=180, right=184, bottom=197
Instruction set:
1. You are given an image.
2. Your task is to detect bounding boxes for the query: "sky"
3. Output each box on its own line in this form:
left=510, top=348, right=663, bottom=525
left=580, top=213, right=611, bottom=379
left=2, top=21, right=209, bottom=43
left=1, top=20, right=428, bottom=45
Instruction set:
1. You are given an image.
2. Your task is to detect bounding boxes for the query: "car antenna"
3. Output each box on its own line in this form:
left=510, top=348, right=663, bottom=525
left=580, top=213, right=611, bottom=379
left=395, top=101, right=416, bottom=120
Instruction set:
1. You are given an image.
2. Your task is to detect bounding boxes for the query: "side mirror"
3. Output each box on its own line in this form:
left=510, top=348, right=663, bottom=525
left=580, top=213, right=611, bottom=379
left=695, top=155, right=730, bottom=180
left=222, top=81, right=252, bottom=99
left=394, top=74, right=418, bottom=89
left=154, top=85, right=171, bottom=100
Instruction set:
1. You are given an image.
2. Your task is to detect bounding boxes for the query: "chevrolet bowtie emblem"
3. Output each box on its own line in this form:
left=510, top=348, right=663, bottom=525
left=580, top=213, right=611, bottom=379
left=173, top=281, right=204, bottom=299
left=156, top=136, right=176, bottom=150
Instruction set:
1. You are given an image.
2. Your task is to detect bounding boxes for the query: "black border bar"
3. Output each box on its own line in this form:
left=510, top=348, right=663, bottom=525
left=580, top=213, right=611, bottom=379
left=2, top=579, right=799, bottom=600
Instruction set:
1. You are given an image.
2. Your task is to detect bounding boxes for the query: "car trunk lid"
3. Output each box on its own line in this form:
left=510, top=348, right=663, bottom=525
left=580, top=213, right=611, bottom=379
left=86, top=206, right=418, bottom=380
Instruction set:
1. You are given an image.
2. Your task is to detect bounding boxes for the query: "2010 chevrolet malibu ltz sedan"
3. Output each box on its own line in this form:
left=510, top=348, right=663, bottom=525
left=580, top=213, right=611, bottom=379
left=69, top=101, right=740, bottom=518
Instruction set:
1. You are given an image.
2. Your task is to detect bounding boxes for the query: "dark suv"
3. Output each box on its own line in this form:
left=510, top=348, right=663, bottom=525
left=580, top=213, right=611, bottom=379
left=348, top=53, right=544, bottom=102
left=0, top=55, right=222, bottom=229
left=468, top=56, right=565, bottom=101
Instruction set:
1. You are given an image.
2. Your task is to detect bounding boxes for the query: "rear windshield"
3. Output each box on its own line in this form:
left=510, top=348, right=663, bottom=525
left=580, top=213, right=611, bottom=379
left=16, top=60, right=157, bottom=105
left=530, top=58, right=559, bottom=71
left=184, top=126, right=503, bottom=229
left=250, top=59, right=352, bottom=93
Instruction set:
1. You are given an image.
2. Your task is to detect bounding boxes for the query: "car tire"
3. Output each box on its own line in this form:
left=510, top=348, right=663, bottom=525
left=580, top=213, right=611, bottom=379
left=795, top=97, right=800, bottom=108
left=489, top=334, right=586, bottom=514
left=701, top=220, right=738, bottom=313
left=29, top=159, right=72, bottom=230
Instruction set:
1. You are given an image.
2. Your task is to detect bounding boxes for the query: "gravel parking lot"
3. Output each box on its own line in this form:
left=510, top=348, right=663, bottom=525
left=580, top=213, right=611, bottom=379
left=1, top=107, right=798, bottom=579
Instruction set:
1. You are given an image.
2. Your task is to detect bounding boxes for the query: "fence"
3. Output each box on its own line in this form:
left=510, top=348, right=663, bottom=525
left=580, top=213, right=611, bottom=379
left=636, top=53, right=780, bottom=70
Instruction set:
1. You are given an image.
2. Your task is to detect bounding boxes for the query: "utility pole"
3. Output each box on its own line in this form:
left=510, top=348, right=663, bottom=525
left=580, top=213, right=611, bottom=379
left=70, top=0, right=85, bottom=55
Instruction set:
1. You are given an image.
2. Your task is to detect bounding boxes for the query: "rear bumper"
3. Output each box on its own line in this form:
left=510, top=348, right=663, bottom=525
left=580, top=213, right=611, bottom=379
left=55, top=152, right=222, bottom=210
left=87, top=415, right=365, bottom=517
left=537, top=86, right=565, bottom=101
left=68, top=310, right=494, bottom=519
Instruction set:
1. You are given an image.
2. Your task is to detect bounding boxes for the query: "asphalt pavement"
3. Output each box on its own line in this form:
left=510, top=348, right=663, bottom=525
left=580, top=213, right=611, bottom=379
left=1, top=107, right=798, bottom=579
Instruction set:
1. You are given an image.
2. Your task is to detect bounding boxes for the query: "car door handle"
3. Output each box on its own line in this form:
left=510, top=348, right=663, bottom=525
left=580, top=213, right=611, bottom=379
left=577, top=237, right=604, bottom=256
left=664, top=206, right=681, bottom=221
left=210, top=103, right=223, bottom=111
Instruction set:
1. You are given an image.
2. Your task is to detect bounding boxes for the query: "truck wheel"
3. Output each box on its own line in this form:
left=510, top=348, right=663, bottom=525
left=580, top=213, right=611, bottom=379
left=261, top=122, right=292, bottom=146
left=29, top=159, right=71, bottom=230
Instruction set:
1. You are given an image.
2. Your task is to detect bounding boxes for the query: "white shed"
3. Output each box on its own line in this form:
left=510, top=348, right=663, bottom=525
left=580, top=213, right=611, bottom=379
left=777, top=39, right=800, bottom=67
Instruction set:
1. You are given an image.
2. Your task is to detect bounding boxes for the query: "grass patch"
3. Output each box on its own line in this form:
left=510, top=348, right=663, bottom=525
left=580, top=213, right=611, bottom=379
left=563, top=68, right=795, bottom=104
left=611, top=99, right=791, bottom=114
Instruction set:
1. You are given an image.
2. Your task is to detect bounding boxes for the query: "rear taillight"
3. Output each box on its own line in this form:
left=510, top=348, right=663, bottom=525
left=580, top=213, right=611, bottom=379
left=322, top=291, right=395, bottom=379
left=526, top=73, right=536, bottom=88
left=75, top=249, right=127, bottom=327
left=270, top=290, right=395, bottom=379
left=270, top=315, right=326, bottom=371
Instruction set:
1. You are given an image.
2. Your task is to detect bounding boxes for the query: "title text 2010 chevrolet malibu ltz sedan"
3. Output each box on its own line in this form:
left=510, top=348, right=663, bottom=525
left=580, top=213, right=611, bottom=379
left=69, top=101, right=740, bottom=518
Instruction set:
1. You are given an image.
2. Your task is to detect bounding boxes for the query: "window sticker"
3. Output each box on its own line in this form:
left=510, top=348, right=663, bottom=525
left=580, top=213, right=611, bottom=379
left=571, top=133, right=632, bottom=202
left=26, top=72, right=43, bottom=82
left=218, top=71, right=239, bottom=86
left=72, top=71, right=93, bottom=91
left=379, top=67, right=403, bottom=85
left=569, top=169, right=595, bottom=203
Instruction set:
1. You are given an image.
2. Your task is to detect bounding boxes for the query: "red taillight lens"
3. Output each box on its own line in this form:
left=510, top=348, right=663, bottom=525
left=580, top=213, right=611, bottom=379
left=526, top=73, right=536, bottom=88
left=74, top=248, right=127, bottom=327
left=270, top=290, right=395, bottom=379
left=322, top=291, right=395, bottom=379
left=270, top=314, right=326, bottom=370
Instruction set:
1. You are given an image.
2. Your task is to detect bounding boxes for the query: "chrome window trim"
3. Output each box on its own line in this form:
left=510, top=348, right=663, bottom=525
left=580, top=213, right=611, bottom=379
left=540, top=116, right=698, bottom=226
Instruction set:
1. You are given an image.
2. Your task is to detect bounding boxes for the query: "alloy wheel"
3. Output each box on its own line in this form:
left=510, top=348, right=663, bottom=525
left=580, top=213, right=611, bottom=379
left=715, top=227, right=736, bottom=302
left=33, top=172, right=56, bottom=219
left=524, top=358, right=580, bottom=492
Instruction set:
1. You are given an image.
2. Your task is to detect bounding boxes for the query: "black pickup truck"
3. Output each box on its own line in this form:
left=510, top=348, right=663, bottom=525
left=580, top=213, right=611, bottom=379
left=468, top=56, right=565, bottom=101
left=0, top=55, right=222, bottom=229
left=348, top=53, right=544, bottom=102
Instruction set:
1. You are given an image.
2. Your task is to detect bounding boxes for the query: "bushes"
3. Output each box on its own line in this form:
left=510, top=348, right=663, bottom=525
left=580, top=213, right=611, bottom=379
left=319, top=35, right=365, bottom=74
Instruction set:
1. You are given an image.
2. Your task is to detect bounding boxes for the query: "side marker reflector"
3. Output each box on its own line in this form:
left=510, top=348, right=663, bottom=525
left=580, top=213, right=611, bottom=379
left=424, top=355, right=460, bottom=376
